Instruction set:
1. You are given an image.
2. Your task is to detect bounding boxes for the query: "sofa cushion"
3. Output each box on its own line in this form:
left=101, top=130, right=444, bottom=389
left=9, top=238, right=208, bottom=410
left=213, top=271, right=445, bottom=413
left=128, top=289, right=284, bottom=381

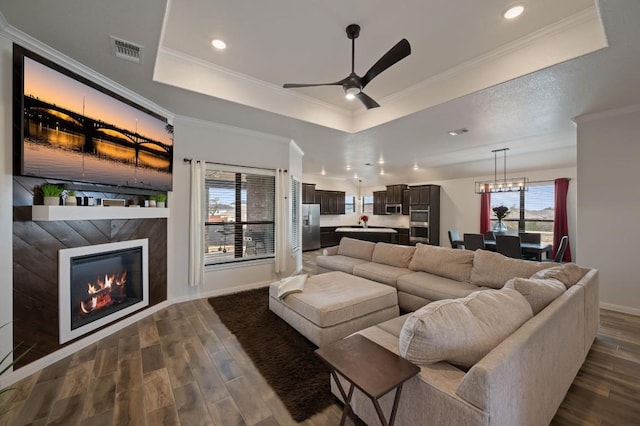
left=397, top=272, right=490, bottom=302
left=399, top=288, right=533, bottom=368
left=316, top=255, right=370, bottom=274
left=353, top=262, right=413, bottom=288
left=504, top=277, right=566, bottom=314
left=337, top=237, right=376, bottom=261
left=470, top=250, right=552, bottom=289
left=408, top=244, right=475, bottom=282
left=530, top=263, right=585, bottom=288
left=372, top=242, right=416, bottom=268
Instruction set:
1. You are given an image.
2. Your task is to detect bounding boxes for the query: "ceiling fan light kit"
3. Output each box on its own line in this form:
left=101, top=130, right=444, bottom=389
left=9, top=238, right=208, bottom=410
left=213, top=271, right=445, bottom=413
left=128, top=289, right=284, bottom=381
left=283, top=24, right=411, bottom=109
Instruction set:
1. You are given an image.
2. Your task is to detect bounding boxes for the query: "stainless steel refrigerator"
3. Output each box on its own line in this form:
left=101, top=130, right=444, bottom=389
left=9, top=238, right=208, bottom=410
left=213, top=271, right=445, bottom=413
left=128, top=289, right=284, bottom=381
left=302, top=204, right=321, bottom=251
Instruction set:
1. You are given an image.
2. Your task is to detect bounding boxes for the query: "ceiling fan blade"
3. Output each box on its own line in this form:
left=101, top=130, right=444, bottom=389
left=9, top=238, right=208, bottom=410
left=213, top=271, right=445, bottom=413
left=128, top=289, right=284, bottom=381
left=283, top=82, right=342, bottom=88
left=356, top=92, right=380, bottom=109
left=361, top=39, right=411, bottom=88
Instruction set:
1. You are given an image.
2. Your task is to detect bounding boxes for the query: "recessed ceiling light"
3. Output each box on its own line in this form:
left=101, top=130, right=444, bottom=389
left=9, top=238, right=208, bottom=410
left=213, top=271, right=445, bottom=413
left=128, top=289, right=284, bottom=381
left=448, top=128, right=469, bottom=136
left=380, top=169, right=385, bottom=175
left=503, top=5, right=525, bottom=20
left=211, top=39, right=227, bottom=50
left=378, top=159, right=384, bottom=165
left=413, top=164, right=419, bottom=171
left=346, top=165, right=351, bottom=170
left=354, top=173, right=358, bottom=179
left=321, top=169, right=326, bottom=175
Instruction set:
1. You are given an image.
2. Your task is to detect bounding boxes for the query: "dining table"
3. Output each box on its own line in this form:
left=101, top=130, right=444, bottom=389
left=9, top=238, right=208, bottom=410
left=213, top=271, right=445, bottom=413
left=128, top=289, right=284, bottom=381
left=484, top=239, right=553, bottom=261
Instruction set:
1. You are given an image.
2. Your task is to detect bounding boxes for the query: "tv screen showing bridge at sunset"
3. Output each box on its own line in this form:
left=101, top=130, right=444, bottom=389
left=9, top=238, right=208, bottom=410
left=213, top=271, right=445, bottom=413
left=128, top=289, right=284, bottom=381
left=13, top=44, right=173, bottom=191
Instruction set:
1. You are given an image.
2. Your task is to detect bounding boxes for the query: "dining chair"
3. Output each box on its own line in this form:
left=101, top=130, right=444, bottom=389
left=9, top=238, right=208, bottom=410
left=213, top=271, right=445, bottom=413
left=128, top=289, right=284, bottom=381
left=496, top=235, right=522, bottom=259
left=519, top=232, right=541, bottom=260
left=463, top=233, right=485, bottom=251
left=551, top=236, right=569, bottom=263
left=519, top=232, right=541, bottom=244
left=485, top=231, right=495, bottom=241
left=448, top=229, right=464, bottom=249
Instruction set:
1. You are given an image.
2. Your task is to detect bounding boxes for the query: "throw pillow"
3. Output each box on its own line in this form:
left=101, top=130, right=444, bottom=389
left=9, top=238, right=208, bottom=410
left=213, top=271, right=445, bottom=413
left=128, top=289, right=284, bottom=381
left=530, top=263, right=584, bottom=288
left=275, top=274, right=308, bottom=299
left=408, top=243, right=475, bottom=282
left=469, top=249, right=552, bottom=289
left=504, top=277, right=566, bottom=314
left=399, top=288, right=533, bottom=368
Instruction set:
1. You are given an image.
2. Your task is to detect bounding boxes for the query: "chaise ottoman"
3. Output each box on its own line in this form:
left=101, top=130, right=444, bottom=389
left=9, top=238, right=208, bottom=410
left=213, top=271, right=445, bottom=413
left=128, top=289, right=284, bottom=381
left=268, top=271, right=399, bottom=347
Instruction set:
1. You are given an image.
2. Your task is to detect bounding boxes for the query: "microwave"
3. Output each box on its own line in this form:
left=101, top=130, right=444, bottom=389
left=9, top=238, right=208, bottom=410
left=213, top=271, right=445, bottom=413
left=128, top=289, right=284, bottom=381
left=385, top=204, right=402, bottom=214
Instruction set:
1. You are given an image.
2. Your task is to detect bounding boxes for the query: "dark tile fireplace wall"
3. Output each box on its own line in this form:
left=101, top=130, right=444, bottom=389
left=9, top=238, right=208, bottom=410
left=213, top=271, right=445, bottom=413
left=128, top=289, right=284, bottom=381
left=12, top=177, right=168, bottom=368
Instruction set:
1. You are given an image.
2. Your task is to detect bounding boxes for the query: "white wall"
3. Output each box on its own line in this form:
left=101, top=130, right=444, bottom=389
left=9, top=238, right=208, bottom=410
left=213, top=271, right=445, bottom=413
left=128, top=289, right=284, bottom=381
left=576, top=105, right=640, bottom=314
left=168, top=116, right=302, bottom=301
left=0, top=34, right=14, bottom=379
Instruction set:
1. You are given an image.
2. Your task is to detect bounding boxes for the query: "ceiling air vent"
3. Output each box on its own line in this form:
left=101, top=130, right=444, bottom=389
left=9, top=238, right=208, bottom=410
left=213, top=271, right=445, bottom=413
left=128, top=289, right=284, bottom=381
left=110, top=36, right=143, bottom=63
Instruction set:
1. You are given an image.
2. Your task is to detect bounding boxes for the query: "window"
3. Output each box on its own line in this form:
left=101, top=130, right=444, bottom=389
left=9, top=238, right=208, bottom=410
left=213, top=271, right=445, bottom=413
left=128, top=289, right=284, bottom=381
left=362, top=195, right=373, bottom=213
left=345, top=195, right=356, bottom=213
left=291, top=177, right=300, bottom=251
left=204, top=165, right=275, bottom=265
left=490, top=183, right=555, bottom=244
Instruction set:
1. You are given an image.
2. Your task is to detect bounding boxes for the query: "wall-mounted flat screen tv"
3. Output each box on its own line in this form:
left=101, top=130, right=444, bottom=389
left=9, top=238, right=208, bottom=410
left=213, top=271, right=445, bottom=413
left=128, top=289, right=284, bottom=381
left=13, top=44, right=173, bottom=191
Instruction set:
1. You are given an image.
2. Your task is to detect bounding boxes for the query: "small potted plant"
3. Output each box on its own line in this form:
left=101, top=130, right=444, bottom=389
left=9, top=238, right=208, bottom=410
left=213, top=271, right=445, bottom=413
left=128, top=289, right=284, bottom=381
left=148, top=195, right=157, bottom=207
left=64, top=190, right=77, bottom=206
left=155, top=193, right=167, bottom=208
left=38, top=183, right=64, bottom=206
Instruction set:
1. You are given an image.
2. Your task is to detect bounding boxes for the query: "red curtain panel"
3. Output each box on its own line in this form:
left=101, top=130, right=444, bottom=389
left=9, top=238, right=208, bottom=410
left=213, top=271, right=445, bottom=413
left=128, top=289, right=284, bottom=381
left=480, top=189, right=491, bottom=235
left=554, top=178, right=572, bottom=262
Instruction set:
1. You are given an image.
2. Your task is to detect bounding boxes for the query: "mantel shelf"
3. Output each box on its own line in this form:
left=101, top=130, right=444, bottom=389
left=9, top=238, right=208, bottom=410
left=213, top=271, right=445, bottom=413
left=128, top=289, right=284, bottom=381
left=32, top=205, right=170, bottom=221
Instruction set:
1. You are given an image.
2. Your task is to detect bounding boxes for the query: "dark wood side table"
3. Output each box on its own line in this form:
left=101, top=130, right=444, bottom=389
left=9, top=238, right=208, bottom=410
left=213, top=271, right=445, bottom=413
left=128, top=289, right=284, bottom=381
left=315, top=334, right=420, bottom=426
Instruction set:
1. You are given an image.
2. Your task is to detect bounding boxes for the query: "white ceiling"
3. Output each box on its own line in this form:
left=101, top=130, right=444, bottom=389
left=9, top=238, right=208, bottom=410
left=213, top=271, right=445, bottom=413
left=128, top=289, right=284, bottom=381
left=1, top=0, right=640, bottom=187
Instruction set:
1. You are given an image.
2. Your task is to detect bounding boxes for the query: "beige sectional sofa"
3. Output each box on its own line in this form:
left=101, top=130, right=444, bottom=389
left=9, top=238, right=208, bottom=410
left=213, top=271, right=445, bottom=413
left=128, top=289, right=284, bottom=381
left=316, top=237, right=600, bottom=425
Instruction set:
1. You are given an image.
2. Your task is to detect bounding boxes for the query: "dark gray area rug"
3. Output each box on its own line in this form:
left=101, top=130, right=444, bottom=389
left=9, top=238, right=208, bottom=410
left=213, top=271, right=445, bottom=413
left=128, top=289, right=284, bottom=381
left=208, top=287, right=335, bottom=422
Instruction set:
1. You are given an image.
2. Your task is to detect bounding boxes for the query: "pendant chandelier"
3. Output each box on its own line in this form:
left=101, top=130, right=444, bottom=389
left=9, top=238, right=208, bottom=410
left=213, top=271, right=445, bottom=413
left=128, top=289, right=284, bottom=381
left=475, top=148, right=528, bottom=194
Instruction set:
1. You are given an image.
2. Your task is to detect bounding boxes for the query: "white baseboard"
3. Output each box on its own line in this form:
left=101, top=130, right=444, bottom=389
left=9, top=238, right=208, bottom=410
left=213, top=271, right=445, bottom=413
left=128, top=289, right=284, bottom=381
left=600, top=302, right=640, bottom=316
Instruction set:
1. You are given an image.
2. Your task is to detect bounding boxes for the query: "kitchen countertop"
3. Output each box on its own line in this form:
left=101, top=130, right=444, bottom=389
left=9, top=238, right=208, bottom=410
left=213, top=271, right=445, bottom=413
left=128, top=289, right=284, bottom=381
left=335, top=227, right=398, bottom=234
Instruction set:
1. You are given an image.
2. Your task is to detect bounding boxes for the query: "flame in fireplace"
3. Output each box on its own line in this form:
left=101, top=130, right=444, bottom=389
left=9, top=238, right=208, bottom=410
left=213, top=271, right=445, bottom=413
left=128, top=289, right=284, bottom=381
left=80, top=271, right=128, bottom=314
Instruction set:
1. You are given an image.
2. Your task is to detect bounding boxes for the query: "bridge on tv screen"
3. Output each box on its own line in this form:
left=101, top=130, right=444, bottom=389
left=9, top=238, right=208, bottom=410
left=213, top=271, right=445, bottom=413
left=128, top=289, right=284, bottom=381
left=24, top=96, right=173, bottom=158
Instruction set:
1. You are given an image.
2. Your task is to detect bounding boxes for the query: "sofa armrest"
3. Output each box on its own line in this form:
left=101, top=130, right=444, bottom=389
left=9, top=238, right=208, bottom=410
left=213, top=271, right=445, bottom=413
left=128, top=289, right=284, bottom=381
left=323, top=246, right=339, bottom=256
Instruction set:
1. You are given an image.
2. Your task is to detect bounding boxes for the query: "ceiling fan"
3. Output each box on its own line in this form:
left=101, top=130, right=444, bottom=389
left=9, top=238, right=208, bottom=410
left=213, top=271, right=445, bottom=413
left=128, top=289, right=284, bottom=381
left=283, top=24, right=411, bottom=109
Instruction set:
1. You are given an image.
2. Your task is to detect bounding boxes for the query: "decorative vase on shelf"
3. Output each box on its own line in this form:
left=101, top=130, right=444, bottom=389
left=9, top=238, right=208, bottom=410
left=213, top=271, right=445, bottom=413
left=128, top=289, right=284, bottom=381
left=493, top=219, right=508, bottom=235
left=43, top=196, right=60, bottom=206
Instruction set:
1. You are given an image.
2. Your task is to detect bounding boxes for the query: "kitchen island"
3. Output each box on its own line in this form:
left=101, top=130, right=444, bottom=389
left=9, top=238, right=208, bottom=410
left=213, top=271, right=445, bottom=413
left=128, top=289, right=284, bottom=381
left=335, top=227, right=398, bottom=244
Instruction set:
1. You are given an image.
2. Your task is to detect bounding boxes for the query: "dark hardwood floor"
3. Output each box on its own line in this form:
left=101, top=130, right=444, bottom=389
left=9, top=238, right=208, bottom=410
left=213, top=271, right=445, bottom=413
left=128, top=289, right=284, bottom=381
left=0, top=249, right=638, bottom=425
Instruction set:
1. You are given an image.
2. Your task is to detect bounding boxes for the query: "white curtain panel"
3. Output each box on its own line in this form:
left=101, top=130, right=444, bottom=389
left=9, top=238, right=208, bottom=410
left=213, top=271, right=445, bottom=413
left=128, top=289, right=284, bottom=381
left=188, top=160, right=206, bottom=286
left=275, top=169, right=289, bottom=274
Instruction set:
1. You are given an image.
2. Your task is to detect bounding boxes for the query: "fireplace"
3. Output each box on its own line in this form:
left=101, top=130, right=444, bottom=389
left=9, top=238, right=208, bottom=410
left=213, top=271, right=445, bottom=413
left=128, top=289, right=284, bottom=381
left=59, top=239, right=149, bottom=343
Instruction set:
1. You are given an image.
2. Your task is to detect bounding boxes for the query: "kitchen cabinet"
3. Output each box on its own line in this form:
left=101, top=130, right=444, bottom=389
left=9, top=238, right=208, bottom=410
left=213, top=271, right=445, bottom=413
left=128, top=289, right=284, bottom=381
left=386, top=184, right=408, bottom=204
left=402, top=189, right=410, bottom=215
left=395, top=228, right=410, bottom=245
left=320, top=226, right=341, bottom=247
left=302, top=183, right=316, bottom=204
left=373, top=191, right=386, bottom=215
left=410, top=185, right=431, bottom=205
left=316, top=190, right=345, bottom=215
